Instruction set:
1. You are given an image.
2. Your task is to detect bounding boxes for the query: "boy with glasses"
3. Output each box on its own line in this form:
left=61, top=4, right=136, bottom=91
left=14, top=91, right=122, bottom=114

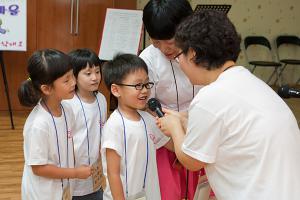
left=101, top=54, right=173, bottom=200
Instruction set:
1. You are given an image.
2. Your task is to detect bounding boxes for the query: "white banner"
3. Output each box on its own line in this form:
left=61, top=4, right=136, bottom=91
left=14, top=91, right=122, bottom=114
left=0, top=0, right=26, bottom=51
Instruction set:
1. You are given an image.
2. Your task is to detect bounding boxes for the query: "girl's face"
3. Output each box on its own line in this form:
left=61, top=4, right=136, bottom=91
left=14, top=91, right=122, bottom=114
left=116, top=69, right=151, bottom=112
left=52, top=70, right=76, bottom=100
left=151, top=38, right=181, bottom=60
left=77, top=64, right=101, bottom=93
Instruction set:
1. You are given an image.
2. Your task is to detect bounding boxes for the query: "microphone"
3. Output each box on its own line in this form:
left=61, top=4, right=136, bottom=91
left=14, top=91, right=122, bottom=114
left=147, top=98, right=164, bottom=117
left=278, top=85, right=300, bottom=98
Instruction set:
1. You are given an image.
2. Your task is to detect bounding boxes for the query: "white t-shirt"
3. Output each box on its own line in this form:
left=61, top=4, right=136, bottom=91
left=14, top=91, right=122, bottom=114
left=64, top=92, right=107, bottom=196
left=140, top=45, right=201, bottom=111
left=22, top=101, right=75, bottom=200
left=101, top=110, right=170, bottom=200
left=182, top=66, right=300, bottom=200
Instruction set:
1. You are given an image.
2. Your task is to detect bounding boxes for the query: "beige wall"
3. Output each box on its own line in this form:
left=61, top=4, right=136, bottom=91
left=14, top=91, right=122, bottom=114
left=137, top=0, right=300, bottom=85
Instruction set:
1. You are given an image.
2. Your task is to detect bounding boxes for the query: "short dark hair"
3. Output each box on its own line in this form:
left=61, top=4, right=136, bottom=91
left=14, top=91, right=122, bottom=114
left=18, top=49, right=72, bottom=107
left=143, top=0, right=193, bottom=40
left=102, top=54, right=148, bottom=90
left=175, top=10, right=241, bottom=70
left=68, top=48, right=103, bottom=78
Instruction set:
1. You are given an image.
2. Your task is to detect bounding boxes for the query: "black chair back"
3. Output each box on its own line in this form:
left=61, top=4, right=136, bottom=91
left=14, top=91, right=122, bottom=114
left=243, top=36, right=282, bottom=85
left=276, top=35, right=300, bottom=47
left=244, top=36, right=272, bottom=50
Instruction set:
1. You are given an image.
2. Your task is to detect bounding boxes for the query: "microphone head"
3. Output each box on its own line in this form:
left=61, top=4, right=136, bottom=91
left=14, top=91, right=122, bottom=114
left=278, top=85, right=290, bottom=98
left=147, top=98, right=162, bottom=112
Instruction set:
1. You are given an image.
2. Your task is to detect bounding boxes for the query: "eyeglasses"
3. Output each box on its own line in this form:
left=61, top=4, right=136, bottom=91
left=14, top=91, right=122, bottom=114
left=116, top=82, right=154, bottom=90
left=174, top=51, right=183, bottom=62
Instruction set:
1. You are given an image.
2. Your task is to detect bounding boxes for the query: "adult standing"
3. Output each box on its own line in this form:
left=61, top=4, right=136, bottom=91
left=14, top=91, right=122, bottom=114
left=139, top=0, right=201, bottom=199
left=158, top=10, right=300, bottom=200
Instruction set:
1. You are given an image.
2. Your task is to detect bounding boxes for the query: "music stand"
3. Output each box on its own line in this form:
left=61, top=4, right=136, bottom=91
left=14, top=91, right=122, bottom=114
left=194, top=4, right=232, bottom=14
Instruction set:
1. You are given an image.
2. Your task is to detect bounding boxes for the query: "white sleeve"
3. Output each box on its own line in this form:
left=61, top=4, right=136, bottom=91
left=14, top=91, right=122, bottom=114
left=182, top=105, right=223, bottom=163
left=27, top=125, right=50, bottom=165
left=98, top=92, right=108, bottom=122
left=144, top=112, right=170, bottom=149
left=101, top=121, right=124, bottom=157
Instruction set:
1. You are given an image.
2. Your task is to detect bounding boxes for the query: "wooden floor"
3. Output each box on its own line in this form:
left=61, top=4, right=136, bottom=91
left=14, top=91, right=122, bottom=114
left=0, top=93, right=299, bottom=199
left=0, top=112, right=27, bottom=200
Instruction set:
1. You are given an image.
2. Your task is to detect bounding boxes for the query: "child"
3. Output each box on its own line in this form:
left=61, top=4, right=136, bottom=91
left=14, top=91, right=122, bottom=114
left=101, top=54, right=173, bottom=200
left=65, top=48, right=107, bottom=200
left=18, top=49, right=92, bottom=200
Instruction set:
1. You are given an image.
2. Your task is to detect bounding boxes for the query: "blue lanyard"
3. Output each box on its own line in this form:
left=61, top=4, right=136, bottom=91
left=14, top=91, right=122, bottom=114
left=117, top=109, right=149, bottom=197
left=42, top=100, right=69, bottom=188
left=76, top=93, right=102, bottom=165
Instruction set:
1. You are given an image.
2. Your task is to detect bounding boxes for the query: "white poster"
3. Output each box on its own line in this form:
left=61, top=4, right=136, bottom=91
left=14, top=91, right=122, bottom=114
left=0, top=0, right=26, bottom=51
left=99, top=8, right=143, bottom=60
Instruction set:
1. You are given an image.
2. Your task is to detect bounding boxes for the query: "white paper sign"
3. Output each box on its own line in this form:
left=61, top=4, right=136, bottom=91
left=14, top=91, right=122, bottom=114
left=99, top=8, right=143, bottom=60
left=0, top=0, right=26, bottom=51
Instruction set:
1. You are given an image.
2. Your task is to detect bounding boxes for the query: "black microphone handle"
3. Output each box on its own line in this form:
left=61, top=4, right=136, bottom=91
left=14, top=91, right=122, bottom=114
left=155, top=107, right=164, bottom=118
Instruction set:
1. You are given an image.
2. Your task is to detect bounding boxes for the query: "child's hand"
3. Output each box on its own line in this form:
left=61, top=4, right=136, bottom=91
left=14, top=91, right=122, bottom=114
left=75, top=165, right=92, bottom=179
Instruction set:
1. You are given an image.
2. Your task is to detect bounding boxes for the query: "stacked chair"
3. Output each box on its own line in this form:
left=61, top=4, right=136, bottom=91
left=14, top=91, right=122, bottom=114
left=275, top=35, right=300, bottom=85
left=244, top=36, right=282, bottom=86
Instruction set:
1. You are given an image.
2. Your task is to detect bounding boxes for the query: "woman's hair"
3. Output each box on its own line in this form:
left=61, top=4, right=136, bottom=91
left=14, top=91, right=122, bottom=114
left=175, top=10, right=241, bottom=70
left=18, top=49, right=72, bottom=107
left=102, top=54, right=148, bottom=90
left=143, top=0, right=193, bottom=40
left=68, top=48, right=103, bottom=78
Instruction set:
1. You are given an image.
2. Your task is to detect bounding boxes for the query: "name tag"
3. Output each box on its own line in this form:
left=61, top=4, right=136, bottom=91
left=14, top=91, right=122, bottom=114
left=91, top=156, right=106, bottom=191
left=62, top=184, right=71, bottom=200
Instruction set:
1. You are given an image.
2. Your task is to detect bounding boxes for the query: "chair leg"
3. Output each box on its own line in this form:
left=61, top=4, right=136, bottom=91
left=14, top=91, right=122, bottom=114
left=278, top=64, right=286, bottom=78
left=250, top=66, right=256, bottom=73
left=275, top=67, right=282, bottom=87
left=267, top=68, right=277, bottom=84
left=274, top=64, right=286, bottom=85
left=296, top=77, right=300, bottom=85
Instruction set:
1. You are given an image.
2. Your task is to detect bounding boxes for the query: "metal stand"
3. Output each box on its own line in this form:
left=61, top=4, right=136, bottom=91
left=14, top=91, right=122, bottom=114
left=194, top=4, right=232, bottom=14
left=0, top=51, right=14, bottom=129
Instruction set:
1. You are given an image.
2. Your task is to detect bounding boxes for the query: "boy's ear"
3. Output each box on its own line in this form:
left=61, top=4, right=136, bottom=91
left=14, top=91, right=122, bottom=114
left=111, top=84, right=120, bottom=98
left=40, top=84, right=52, bottom=96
